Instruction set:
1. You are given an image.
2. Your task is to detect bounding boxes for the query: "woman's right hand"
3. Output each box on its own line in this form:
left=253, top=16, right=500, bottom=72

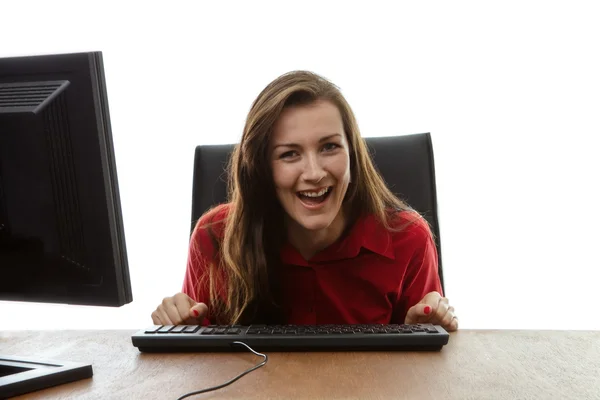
left=151, top=292, right=208, bottom=325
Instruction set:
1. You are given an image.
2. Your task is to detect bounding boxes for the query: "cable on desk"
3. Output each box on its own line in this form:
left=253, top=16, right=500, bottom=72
left=176, top=341, right=268, bottom=400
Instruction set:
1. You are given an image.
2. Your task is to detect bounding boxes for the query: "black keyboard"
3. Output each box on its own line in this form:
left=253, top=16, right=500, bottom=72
left=131, top=323, right=449, bottom=352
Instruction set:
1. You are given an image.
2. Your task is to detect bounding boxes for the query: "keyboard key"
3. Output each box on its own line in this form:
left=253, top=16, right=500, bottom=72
left=157, top=325, right=174, bottom=333
left=182, top=325, right=201, bottom=333
left=170, top=326, right=187, bottom=333
left=144, top=325, right=162, bottom=334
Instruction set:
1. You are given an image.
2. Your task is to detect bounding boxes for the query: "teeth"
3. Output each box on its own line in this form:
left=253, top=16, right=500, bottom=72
left=299, top=187, right=330, bottom=197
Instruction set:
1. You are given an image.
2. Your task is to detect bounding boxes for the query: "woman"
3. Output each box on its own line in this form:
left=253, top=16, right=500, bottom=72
left=152, top=71, right=458, bottom=332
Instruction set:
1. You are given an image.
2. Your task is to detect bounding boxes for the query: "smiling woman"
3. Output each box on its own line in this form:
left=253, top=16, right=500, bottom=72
left=270, top=100, right=351, bottom=258
left=151, top=71, right=458, bottom=332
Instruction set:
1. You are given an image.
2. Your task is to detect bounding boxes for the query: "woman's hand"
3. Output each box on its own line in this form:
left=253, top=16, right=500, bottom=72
left=404, top=291, right=458, bottom=332
left=151, top=292, right=208, bottom=326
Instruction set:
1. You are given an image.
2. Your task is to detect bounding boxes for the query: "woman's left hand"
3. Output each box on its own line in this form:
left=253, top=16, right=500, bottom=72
left=404, top=291, right=458, bottom=332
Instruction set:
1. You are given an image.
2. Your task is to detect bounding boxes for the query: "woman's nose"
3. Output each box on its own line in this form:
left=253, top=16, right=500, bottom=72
left=301, top=154, right=327, bottom=183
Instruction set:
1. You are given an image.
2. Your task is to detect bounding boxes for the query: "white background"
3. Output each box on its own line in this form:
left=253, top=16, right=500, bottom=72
left=1, top=0, right=599, bottom=331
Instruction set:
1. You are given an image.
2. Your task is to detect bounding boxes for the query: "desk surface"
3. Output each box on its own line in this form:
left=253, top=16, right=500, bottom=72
left=1, top=329, right=599, bottom=400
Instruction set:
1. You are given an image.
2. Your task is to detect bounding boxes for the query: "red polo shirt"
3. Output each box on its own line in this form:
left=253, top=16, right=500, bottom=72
left=182, top=203, right=442, bottom=325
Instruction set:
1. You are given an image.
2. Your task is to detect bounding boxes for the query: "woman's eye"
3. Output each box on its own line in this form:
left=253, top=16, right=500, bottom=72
left=279, top=151, right=297, bottom=159
left=323, top=143, right=340, bottom=152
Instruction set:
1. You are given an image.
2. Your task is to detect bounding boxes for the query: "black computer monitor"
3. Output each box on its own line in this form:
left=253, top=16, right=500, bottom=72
left=0, top=51, right=132, bottom=398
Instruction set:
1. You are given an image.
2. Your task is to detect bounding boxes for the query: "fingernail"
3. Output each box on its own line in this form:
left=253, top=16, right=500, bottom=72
left=193, top=309, right=199, bottom=317
left=424, top=306, right=431, bottom=315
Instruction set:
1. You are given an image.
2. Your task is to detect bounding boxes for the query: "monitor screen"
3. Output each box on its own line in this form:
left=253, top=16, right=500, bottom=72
left=0, top=51, right=132, bottom=307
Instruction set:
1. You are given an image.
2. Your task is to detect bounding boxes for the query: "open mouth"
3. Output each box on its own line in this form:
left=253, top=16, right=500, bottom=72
left=296, top=186, right=333, bottom=206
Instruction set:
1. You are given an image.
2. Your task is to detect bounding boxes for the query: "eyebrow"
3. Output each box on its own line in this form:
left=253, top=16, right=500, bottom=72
left=273, top=133, right=342, bottom=149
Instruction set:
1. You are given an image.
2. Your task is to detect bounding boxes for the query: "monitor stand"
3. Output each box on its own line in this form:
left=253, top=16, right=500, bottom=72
left=0, top=355, right=92, bottom=398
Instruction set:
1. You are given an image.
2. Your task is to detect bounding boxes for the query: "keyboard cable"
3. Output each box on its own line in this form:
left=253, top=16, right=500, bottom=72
left=176, top=341, right=269, bottom=400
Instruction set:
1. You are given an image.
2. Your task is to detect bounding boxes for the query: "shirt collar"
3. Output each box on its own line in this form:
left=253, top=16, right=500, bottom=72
left=280, top=213, right=395, bottom=265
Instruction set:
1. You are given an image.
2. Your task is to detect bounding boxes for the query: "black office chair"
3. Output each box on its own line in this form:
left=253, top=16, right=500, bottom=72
left=190, top=132, right=445, bottom=292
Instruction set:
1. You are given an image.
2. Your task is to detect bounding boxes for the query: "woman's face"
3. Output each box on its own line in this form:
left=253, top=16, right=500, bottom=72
left=270, top=100, right=351, bottom=234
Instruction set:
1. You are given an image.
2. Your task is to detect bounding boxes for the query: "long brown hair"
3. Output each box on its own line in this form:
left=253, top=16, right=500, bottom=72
left=197, top=71, right=417, bottom=325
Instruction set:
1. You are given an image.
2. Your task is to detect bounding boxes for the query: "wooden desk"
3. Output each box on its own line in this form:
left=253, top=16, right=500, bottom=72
left=1, top=329, right=599, bottom=399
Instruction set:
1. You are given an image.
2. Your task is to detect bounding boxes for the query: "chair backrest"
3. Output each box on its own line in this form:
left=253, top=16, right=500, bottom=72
left=191, top=132, right=444, bottom=291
